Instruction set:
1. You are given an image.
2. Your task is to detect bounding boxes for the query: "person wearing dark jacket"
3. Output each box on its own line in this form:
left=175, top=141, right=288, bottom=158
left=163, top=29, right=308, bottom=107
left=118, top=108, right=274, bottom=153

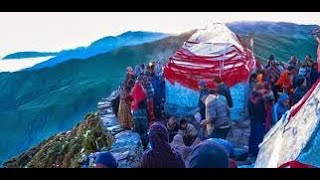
left=310, top=62, right=319, bottom=86
left=141, top=122, right=186, bottom=168
left=248, top=85, right=266, bottom=157
left=198, top=80, right=209, bottom=120
left=202, top=90, right=231, bottom=139
left=292, top=75, right=308, bottom=105
left=149, top=69, right=165, bottom=117
left=213, top=77, right=233, bottom=108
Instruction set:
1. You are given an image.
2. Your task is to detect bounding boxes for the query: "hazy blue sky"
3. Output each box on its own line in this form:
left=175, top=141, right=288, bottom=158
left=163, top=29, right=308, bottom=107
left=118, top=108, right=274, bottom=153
left=1, top=12, right=319, bottom=58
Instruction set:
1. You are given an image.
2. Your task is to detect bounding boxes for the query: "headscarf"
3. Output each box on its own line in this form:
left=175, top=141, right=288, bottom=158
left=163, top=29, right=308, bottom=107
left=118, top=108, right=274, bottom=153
left=277, top=93, right=290, bottom=105
left=276, top=70, right=292, bottom=90
left=141, top=122, right=186, bottom=168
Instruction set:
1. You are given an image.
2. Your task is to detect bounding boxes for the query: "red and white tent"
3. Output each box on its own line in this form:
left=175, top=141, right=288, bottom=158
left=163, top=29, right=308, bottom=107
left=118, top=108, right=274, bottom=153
left=164, top=23, right=256, bottom=91
left=163, top=24, right=256, bottom=118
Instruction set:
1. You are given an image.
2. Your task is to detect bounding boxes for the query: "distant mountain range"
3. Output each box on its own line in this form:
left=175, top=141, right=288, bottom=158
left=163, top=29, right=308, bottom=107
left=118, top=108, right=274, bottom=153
left=2, top=31, right=168, bottom=71
left=226, top=21, right=319, bottom=61
left=3, top=52, right=58, bottom=59
left=29, top=31, right=168, bottom=70
left=0, top=21, right=319, bottom=166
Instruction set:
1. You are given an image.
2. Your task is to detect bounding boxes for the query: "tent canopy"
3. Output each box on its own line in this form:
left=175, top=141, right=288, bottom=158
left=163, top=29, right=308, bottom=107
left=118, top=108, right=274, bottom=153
left=164, top=23, right=255, bottom=91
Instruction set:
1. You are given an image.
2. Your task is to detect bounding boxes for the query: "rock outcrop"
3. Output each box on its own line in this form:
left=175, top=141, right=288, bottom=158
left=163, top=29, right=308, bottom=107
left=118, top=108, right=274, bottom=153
left=4, top=113, right=114, bottom=168
left=3, top=89, right=144, bottom=168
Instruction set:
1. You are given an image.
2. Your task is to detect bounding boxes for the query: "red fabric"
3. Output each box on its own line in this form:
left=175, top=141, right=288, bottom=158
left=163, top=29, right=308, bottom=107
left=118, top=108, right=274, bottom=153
left=276, top=70, right=293, bottom=93
left=164, top=46, right=256, bottom=91
left=287, top=79, right=320, bottom=121
left=130, top=82, right=147, bottom=111
left=278, top=160, right=316, bottom=168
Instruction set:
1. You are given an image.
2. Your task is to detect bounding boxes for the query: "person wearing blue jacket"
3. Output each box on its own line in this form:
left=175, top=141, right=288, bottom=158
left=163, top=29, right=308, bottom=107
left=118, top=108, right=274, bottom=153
left=271, top=93, right=290, bottom=125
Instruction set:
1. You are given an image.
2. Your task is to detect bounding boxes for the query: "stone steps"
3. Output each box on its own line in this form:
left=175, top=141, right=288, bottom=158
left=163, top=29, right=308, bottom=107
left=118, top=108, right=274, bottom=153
left=95, top=90, right=143, bottom=168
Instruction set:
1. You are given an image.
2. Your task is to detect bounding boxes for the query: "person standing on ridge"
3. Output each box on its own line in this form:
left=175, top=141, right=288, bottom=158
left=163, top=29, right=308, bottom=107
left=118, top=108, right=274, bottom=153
left=213, top=77, right=233, bottom=108
left=130, top=76, right=149, bottom=150
left=248, top=83, right=266, bottom=157
left=142, top=75, right=155, bottom=125
left=201, top=89, right=231, bottom=139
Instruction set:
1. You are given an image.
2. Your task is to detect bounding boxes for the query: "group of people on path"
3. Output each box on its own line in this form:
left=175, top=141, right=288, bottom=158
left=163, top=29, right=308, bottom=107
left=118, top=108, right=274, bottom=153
left=117, top=62, right=165, bottom=150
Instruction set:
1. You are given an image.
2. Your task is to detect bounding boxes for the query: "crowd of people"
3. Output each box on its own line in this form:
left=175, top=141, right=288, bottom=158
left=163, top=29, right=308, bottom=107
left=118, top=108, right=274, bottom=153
left=94, top=53, right=319, bottom=168
left=247, top=54, right=319, bottom=158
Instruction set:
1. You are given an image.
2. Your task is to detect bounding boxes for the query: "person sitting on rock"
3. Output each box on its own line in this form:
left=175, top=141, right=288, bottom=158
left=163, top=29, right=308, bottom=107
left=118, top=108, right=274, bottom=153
left=94, top=151, right=118, bottom=168
left=170, top=133, right=201, bottom=163
left=178, top=119, right=198, bottom=144
left=271, top=93, right=290, bottom=125
left=187, top=139, right=229, bottom=168
left=201, top=89, right=231, bottom=140
left=130, top=76, right=149, bottom=150
left=167, top=117, right=179, bottom=143
left=141, top=122, right=186, bottom=168
left=213, top=77, right=233, bottom=108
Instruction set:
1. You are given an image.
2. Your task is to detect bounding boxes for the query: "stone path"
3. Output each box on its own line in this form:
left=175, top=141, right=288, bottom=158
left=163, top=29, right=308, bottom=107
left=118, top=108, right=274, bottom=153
left=97, top=90, right=143, bottom=168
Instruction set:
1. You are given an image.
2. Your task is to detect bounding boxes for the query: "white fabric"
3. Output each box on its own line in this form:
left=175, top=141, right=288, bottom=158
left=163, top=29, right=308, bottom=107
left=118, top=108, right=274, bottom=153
left=255, top=82, right=320, bottom=168
left=182, top=23, right=244, bottom=57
